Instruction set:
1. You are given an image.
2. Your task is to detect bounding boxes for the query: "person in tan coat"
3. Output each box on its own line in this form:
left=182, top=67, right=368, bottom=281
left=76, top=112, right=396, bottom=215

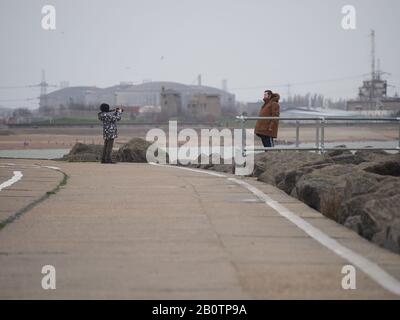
left=254, top=90, right=280, bottom=150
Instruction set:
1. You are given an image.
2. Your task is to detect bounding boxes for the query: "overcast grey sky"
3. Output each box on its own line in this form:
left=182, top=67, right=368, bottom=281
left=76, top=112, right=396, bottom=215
left=0, top=0, right=399, bottom=109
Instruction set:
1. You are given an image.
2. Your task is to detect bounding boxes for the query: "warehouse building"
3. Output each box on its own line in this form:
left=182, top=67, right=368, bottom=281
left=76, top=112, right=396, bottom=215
left=39, top=81, right=235, bottom=119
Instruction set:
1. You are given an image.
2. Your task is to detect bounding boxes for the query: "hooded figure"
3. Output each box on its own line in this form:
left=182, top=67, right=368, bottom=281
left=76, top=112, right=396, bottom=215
left=98, top=104, right=122, bottom=140
left=254, top=92, right=280, bottom=149
left=98, top=103, right=122, bottom=163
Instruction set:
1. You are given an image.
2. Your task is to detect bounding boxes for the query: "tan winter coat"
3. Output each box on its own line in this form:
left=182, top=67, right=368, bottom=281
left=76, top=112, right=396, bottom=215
left=254, top=93, right=280, bottom=138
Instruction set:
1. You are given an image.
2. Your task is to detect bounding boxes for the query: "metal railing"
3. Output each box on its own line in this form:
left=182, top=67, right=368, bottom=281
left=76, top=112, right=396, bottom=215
left=236, top=115, right=400, bottom=156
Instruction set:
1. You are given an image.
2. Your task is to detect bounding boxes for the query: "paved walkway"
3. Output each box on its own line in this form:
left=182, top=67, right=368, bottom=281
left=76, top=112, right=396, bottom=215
left=0, top=158, right=400, bottom=299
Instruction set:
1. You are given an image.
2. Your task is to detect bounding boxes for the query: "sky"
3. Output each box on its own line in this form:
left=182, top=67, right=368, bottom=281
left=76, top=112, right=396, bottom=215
left=0, top=0, right=399, bottom=109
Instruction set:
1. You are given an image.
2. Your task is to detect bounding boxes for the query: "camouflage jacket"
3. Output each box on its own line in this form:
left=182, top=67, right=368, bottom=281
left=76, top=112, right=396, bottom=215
left=98, top=110, right=122, bottom=140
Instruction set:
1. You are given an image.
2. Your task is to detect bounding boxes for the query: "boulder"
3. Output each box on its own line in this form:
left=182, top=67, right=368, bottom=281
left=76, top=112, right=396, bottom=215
left=257, top=153, right=335, bottom=194
left=372, top=214, right=400, bottom=254
left=344, top=215, right=362, bottom=234
left=343, top=193, right=400, bottom=248
left=326, top=145, right=351, bottom=157
left=373, top=177, right=400, bottom=197
left=355, top=149, right=391, bottom=162
left=211, top=163, right=234, bottom=173
left=188, top=154, right=208, bottom=168
left=198, top=153, right=222, bottom=169
left=327, top=153, right=365, bottom=165
left=116, top=137, right=167, bottom=163
left=276, top=161, right=334, bottom=195
left=200, top=154, right=234, bottom=173
left=61, top=143, right=105, bottom=162
left=295, top=165, right=355, bottom=220
left=183, top=153, right=233, bottom=173
left=338, top=176, right=399, bottom=225
left=362, top=159, right=400, bottom=177
left=254, top=151, right=324, bottom=182
left=339, top=178, right=400, bottom=253
left=341, top=170, right=385, bottom=202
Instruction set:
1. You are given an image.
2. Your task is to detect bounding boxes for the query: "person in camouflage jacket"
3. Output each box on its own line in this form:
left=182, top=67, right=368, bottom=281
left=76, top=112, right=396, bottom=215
left=98, top=103, right=122, bottom=163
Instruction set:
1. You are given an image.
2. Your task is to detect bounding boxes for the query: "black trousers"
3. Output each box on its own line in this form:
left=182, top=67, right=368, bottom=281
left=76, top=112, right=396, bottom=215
left=101, top=139, right=114, bottom=162
left=257, top=134, right=274, bottom=151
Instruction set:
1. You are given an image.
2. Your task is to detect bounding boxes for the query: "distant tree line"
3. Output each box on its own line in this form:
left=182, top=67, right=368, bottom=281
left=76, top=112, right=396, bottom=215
left=282, top=93, right=347, bottom=110
left=12, top=108, right=33, bottom=118
left=39, top=103, right=99, bottom=117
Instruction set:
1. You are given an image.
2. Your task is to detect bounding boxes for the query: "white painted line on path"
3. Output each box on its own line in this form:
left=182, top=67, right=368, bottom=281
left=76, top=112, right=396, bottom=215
left=149, top=162, right=400, bottom=296
left=0, top=171, right=23, bottom=191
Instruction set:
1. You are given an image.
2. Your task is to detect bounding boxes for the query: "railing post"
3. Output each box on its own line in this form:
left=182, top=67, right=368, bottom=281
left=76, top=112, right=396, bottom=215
left=295, top=120, right=300, bottom=148
left=240, top=115, right=246, bottom=157
left=315, top=118, right=320, bottom=153
left=320, top=117, right=326, bottom=154
left=397, top=117, right=400, bottom=152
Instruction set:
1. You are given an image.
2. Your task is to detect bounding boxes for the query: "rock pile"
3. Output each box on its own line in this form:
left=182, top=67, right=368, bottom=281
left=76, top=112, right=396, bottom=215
left=252, top=149, right=400, bottom=254
left=61, top=143, right=106, bottom=162
left=116, top=138, right=153, bottom=163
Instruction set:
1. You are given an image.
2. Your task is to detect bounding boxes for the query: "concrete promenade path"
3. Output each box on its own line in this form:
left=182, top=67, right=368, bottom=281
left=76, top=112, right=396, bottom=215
left=1, top=158, right=400, bottom=299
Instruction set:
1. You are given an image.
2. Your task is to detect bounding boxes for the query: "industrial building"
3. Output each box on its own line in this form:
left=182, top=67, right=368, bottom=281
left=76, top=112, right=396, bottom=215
left=346, top=30, right=400, bottom=116
left=39, top=81, right=235, bottom=120
left=346, top=74, right=400, bottom=116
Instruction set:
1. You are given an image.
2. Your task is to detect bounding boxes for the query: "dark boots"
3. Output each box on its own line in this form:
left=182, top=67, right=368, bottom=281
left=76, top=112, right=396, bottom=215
left=101, top=139, right=115, bottom=163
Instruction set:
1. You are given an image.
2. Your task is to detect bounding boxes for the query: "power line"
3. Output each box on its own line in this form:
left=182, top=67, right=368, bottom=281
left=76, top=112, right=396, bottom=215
left=0, top=85, right=32, bottom=90
left=0, top=97, right=38, bottom=102
left=229, top=74, right=365, bottom=91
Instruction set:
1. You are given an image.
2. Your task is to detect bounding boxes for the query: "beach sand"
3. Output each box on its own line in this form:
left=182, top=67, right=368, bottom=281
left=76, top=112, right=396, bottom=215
left=0, top=123, right=398, bottom=150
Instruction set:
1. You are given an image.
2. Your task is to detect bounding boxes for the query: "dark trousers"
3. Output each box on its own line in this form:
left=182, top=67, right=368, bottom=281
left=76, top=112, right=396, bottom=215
left=101, top=139, right=114, bottom=162
left=257, top=134, right=274, bottom=151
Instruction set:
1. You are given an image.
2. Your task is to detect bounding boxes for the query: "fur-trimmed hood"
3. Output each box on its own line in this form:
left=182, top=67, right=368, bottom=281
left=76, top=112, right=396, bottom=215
left=271, top=93, right=280, bottom=102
